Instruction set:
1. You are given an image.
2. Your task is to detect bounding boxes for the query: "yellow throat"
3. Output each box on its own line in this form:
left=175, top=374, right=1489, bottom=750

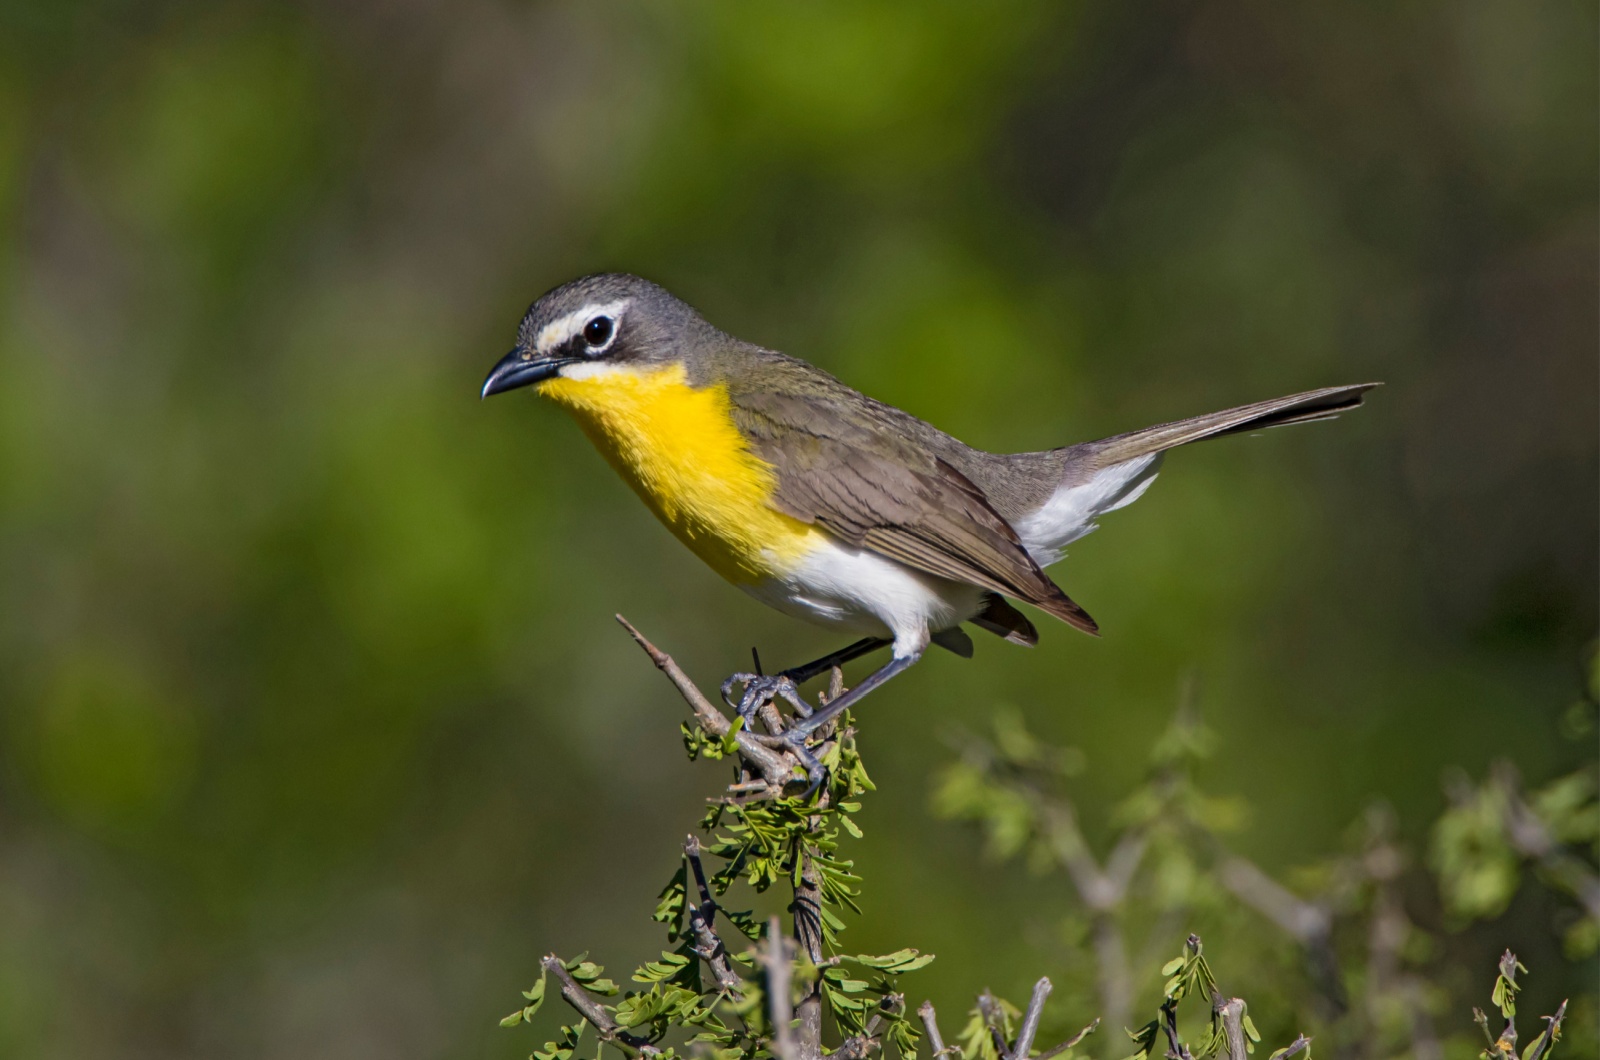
left=537, top=363, right=823, bottom=584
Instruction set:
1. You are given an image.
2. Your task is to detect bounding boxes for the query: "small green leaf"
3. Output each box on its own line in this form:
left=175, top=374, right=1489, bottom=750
left=1161, top=958, right=1185, bottom=976
left=569, top=961, right=605, bottom=983
left=500, top=1010, right=525, bottom=1028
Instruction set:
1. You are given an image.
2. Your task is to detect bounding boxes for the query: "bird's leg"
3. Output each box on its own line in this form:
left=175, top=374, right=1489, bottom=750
left=720, top=637, right=890, bottom=729
left=763, top=648, right=923, bottom=796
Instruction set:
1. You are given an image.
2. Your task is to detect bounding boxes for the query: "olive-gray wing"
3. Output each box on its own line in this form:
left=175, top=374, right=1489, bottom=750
left=730, top=390, right=1098, bottom=635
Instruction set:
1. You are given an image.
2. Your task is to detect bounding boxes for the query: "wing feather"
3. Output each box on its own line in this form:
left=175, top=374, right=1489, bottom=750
left=730, top=388, right=1098, bottom=635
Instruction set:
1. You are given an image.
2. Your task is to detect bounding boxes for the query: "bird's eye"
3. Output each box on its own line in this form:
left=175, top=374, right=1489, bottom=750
left=583, top=316, right=614, bottom=347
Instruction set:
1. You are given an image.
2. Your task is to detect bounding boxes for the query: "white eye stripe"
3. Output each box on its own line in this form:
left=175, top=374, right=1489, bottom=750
left=535, top=299, right=631, bottom=355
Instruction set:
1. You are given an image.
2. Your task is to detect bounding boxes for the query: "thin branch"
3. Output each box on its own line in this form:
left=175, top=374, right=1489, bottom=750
left=1213, top=997, right=1249, bottom=1060
left=616, top=615, right=795, bottom=791
left=764, top=916, right=796, bottom=1060
left=684, top=835, right=743, bottom=999
left=1272, top=1036, right=1312, bottom=1060
left=1524, top=1000, right=1569, bottom=1060
left=978, top=992, right=1012, bottom=1060
left=1034, top=1019, right=1100, bottom=1060
left=1012, top=978, right=1053, bottom=1060
left=1159, top=997, right=1194, bottom=1060
left=1037, top=801, right=1140, bottom=1038
left=918, top=1000, right=955, bottom=1058
left=1217, top=857, right=1331, bottom=942
left=543, top=954, right=660, bottom=1057
left=793, top=854, right=825, bottom=1060
left=838, top=995, right=901, bottom=1060
left=1491, top=762, right=1600, bottom=920
left=1217, top=856, right=1346, bottom=1018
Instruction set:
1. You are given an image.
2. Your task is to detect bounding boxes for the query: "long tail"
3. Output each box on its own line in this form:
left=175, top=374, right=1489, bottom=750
left=1082, top=382, right=1380, bottom=467
left=1009, top=382, right=1380, bottom=570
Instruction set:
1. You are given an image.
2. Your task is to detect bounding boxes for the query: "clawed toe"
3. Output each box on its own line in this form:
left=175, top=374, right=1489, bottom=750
left=720, top=671, right=812, bottom=724
left=766, top=727, right=829, bottom=799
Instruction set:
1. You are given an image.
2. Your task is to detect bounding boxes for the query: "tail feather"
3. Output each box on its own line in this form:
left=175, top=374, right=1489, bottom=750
left=1086, top=383, right=1380, bottom=468
left=970, top=592, right=1040, bottom=645
left=1010, top=382, right=1379, bottom=570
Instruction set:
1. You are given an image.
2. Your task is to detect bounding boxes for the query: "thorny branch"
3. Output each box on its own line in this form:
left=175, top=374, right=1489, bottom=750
left=547, top=620, right=1583, bottom=1060
left=617, top=614, right=797, bottom=792
left=685, top=834, right=744, bottom=999
left=542, top=954, right=661, bottom=1057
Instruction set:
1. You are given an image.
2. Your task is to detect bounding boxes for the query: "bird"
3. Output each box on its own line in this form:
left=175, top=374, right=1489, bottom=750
left=482, top=272, right=1377, bottom=785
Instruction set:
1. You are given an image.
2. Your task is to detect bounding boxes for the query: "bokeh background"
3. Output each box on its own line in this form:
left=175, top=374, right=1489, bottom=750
left=0, top=2, right=1594, bottom=1056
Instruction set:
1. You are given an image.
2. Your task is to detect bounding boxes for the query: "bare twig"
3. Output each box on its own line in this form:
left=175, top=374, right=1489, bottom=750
left=1011, top=978, right=1053, bottom=1060
left=918, top=1000, right=955, bottom=1058
left=1524, top=1000, right=1569, bottom=1060
left=1213, top=997, right=1249, bottom=1060
left=684, top=835, right=743, bottom=999
left=616, top=615, right=795, bottom=791
left=1273, top=1035, right=1312, bottom=1060
left=764, top=916, right=796, bottom=1060
left=543, top=954, right=660, bottom=1057
left=1034, top=1019, right=1100, bottom=1060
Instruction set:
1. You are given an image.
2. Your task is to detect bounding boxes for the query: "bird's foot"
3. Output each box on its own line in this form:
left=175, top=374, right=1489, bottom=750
left=761, top=725, right=829, bottom=800
left=720, top=671, right=813, bottom=728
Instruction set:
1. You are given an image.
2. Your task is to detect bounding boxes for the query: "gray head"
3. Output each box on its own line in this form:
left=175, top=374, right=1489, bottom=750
left=481, top=273, right=717, bottom=397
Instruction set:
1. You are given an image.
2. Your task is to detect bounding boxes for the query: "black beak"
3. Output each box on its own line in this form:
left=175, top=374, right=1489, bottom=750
left=481, top=347, right=568, bottom=399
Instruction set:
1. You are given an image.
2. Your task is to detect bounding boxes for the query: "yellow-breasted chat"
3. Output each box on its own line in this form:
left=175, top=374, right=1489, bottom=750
left=482, top=273, right=1378, bottom=787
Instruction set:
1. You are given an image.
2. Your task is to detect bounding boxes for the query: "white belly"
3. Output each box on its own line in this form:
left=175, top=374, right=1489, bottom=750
left=742, top=537, right=986, bottom=657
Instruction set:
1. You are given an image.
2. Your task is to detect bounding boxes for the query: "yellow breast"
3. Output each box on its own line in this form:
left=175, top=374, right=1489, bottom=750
left=538, top=363, right=824, bottom=584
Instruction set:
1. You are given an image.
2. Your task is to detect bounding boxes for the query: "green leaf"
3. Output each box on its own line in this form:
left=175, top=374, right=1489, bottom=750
left=1161, top=958, right=1185, bottom=976
left=847, top=949, right=935, bottom=973
left=654, top=864, right=689, bottom=939
left=569, top=961, right=605, bottom=983
left=500, top=1010, right=525, bottom=1028
left=722, top=714, right=744, bottom=755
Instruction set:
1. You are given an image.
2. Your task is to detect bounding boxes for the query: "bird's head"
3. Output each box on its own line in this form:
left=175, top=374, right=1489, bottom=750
left=481, top=273, right=709, bottom=398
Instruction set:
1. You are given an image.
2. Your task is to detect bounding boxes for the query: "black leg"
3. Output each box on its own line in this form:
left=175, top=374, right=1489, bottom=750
left=720, top=637, right=890, bottom=724
left=783, top=637, right=891, bottom=684
left=767, top=649, right=923, bottom=795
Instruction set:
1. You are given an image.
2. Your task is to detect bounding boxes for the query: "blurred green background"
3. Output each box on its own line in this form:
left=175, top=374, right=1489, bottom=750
left=0, top=1, right=1594, bottom=1056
